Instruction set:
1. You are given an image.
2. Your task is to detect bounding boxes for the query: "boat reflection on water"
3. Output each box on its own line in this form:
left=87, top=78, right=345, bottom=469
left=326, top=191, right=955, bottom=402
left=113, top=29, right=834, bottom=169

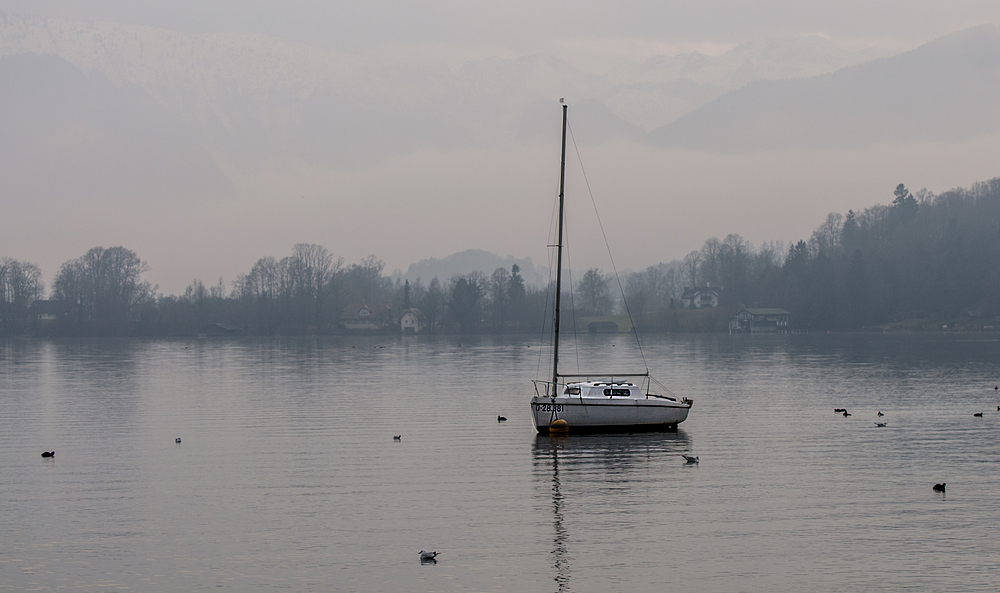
left=531, top=431, right=692, bottom=592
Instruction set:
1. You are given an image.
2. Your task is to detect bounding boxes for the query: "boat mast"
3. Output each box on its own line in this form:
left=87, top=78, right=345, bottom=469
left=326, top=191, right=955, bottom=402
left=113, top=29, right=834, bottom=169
left=552, top=103, right=568, bottom=396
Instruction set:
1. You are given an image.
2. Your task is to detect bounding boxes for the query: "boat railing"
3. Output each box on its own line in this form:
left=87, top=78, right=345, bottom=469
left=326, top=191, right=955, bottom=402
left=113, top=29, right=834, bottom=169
left=537, top=373, right=649, bottom=398
left=646, top=375, right=685, bottom=402
left=532, top=379, right=558, bottom=398
left=535, top=373, right=689, bottom=404
left=557, top=373, right=649, bottom=378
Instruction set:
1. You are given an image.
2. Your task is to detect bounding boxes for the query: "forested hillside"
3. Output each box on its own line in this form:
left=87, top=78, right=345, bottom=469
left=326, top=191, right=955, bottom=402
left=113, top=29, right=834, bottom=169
left=675, top=180, right=1000, bottom=331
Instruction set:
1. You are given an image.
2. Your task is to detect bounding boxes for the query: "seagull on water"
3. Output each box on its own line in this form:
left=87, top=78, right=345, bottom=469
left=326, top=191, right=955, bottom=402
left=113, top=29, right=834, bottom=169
left=834, top=408, right=846, bottom=413
left=175, top=437, right=182, bottom=443
left=393, top=435, right=401, bottom=441
left=842, top=410, right=851, bottom=417
left=497, top=415, right=507, bottom=422
left=681, top=454, right=699, bottom=463
left=40, top=451, right=55, bottom=458
left=419, top=550, right=439, bottom=560
left=875, top=422, right=887, bottom=427
left=974, top=412, right=984, bottom=417
left=933, top=483, right=946, bottom=492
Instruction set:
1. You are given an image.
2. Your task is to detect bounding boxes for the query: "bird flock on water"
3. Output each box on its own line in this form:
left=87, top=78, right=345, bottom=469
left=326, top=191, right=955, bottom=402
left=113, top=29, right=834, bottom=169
left=37, top=385, right=999, bottom=563
left=834, top=384, right=999, bottom=494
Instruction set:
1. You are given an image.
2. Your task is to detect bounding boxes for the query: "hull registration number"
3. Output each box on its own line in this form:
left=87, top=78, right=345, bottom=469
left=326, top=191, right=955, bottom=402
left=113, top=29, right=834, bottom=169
left=534, top=404, right=565, bottom=412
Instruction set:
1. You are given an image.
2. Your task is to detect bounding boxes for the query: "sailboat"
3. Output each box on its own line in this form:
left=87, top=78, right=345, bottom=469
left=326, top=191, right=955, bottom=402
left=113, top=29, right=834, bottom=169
left=530, top=103, right=693, bottom=434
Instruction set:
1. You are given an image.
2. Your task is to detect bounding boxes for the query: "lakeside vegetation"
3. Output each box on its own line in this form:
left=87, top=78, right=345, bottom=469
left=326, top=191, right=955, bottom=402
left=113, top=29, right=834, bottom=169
left=3, top=177, right=999, bottom=337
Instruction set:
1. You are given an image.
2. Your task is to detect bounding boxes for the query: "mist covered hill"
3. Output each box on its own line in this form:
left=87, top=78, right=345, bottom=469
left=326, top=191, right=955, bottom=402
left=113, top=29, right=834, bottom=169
left=3, top=12, right=996, bottom=295
left=650, top=24, right=1000, bottom=150
left=0, top=52, right=230, bottom=204
left=4, top=12, right=993, bottom=174
left=400, top=249, right=547, bottom=288
left=0, top=11, right=894, bottom=163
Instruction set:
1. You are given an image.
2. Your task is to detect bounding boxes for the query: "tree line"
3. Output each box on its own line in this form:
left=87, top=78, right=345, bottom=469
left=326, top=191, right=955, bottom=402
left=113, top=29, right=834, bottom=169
left=3, top=177, right=999, bottom=336
left=0, top=244, right=554, bottom=336
left=657, top=180, right=1000, bottom=331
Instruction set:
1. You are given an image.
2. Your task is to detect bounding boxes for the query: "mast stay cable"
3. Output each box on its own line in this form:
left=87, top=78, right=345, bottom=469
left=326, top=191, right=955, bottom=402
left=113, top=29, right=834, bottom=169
left=566, top=121, right=650, bottom=376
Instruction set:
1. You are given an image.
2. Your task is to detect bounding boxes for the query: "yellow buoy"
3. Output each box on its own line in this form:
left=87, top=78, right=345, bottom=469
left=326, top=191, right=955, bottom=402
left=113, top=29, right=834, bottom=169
left=548, top=419, right=569, bottom=433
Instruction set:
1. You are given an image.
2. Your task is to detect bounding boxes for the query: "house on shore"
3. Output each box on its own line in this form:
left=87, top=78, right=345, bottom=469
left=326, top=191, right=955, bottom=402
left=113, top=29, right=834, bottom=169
left=681, top=285, right=721, bottom=309
left=399, top=308, right=425, bottom=334
left=343, top=303, right=392, bottom=332
left=729, top=308, right=791, bottom=333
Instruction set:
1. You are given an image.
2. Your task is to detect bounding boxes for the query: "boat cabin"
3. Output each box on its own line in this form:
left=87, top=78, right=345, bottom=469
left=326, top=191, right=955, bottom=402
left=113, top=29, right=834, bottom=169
left=563, top=381, right=640, bottom=398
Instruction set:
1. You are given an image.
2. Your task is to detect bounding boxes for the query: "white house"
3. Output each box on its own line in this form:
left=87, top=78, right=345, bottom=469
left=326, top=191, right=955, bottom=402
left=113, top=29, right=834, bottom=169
left=400, top=308, right=425, bottom=334
left=681, top=285, right=721, bottom=309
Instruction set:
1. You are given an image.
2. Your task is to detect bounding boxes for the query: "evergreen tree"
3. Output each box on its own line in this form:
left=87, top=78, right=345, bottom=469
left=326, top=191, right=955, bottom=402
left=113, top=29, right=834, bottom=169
left=842, top=210, right=859, bottom=252
left=892, top=183, right=918, bottom=221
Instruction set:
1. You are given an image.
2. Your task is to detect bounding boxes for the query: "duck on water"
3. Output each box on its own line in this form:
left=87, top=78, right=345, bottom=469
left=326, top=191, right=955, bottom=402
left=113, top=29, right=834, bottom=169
left=529, top=103, right=692, bottom=434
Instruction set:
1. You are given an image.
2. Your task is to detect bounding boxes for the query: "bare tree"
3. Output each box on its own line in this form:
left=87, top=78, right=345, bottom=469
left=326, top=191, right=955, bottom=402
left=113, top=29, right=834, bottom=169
left=239, top=256, right=283, bottom=331
left=755, top=241, right=784, bottom=269
left=681, top=251, right=701, bottom=289
left=346, top=254, right=391, bottom=304
left=288, top=243, right=343, bottom=332
left=52, top=246, right=153, bottom=334
left=0, top=257, right=44, bottom=335
left=209, top=277, right=226, bottom=299
left=185, top=278, right=209, bottom=320
left=699, top=237, right=723, bottom=285
left=577, top=268, right=613, bottom=315
left=857, top=204, right=893, bottom=245
left=642, top=263, right=677, bottom=311
left=623, top=270, right=651, bottom=324
left=810, top=212, right=844, bottom=256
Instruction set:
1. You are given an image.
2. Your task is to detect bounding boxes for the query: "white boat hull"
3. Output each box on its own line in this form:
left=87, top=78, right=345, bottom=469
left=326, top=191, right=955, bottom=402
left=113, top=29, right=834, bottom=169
left=531, top=395, right=690, bottom=433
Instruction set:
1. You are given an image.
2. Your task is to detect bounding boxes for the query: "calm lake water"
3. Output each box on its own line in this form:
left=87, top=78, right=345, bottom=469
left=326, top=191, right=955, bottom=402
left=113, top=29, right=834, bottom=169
left=2, top=333, right=999, bottom=592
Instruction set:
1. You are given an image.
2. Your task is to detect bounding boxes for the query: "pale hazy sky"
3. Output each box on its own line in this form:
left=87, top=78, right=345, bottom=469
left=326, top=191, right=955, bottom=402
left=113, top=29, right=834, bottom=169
left=3, top=1, right=1000, bottom=294
left=5, top=0, right=1000, bottom=64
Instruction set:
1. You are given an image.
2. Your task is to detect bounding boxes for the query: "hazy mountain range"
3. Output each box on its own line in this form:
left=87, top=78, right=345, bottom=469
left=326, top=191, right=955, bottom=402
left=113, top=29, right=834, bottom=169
left=650, top=24, right=1000, bottom=150
left=399, top=249, right=547, bottom=287
left=6, top=13, right=997, bottom=173
left=0, top=11, right=898, bottom=165
left=3, top=11, right=999, bottom=294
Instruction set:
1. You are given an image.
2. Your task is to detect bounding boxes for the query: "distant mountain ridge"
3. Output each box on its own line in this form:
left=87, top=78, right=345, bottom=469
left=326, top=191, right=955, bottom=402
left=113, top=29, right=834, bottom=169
left=0, top=11, right=896, bottom=162
left=0, top=52, right=230, bottom=203
left=401, top=249, right=547, bottom=288
left=604, top=36, right=893, bottom=131
left=650, top=24, right=1000, bottom=150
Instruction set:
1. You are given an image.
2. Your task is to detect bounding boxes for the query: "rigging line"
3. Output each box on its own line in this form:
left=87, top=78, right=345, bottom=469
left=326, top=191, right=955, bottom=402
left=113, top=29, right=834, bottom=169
left=537, top=189, right=562, bottom=381
left=566, top=121, right=649, bottom=374
left=536, top=273, right=552, bottom=381
left=562, top=209, right=581, bottom=376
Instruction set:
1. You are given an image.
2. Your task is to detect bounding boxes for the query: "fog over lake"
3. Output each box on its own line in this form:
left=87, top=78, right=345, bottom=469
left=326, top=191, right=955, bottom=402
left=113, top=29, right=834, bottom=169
left=3, top=3, right=1000, bottom=293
